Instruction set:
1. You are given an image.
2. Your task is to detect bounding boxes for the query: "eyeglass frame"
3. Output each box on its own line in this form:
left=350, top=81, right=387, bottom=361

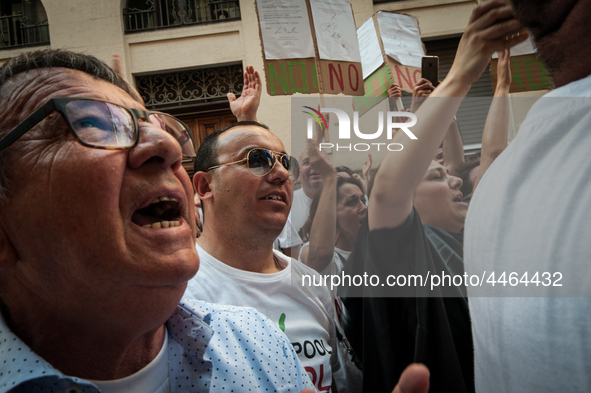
left=205, top=148, right=294, bottom=178
left=0, top=97, right=196, bottom=157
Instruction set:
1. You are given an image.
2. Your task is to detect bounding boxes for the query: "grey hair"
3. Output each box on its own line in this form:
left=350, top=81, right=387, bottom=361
left=0, top=49, right=140, bottom=202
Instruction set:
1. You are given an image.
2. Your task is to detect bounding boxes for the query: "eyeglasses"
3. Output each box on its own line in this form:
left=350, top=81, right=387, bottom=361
left=206, top=148, right=295, bottom=178
left=0, top=97, right=196, bottom=157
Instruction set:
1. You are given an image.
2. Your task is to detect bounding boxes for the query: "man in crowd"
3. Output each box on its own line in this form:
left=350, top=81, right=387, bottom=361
left=0, top=49, right=314, bottom=392
left=185, top=121, right=339, bottom=391
left=465, top=0, right=591, bottom=391
left=291, top=147, right=331, bottom=236
left=227, top=65, right=303, bottom=257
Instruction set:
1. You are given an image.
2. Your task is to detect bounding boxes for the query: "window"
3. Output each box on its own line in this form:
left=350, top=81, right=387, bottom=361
left=0, top=0, right=49, bottom=49
left=123, top=0, right=240, bottom=33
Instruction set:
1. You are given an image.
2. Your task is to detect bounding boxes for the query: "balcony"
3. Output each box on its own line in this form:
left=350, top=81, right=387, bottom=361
left=124, top=0, right=241, bottom=33
left=0, top=14, right=49, bottom=49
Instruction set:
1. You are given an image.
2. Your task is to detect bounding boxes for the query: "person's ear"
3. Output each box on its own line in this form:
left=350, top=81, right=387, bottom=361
left=193, top=171, right=213, bottom=202
left=0, top=220, right=18, bottom=270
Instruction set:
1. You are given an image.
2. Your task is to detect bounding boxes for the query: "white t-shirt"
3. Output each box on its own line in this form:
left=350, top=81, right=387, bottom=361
left=290, top=188, right=313, bottom=237
left=298, top=243, right=363, bottom=393
left=89, top=328, right=170, bottom=393
left=184, top=244, right=339, bottom=392
left=465, top=74, right=591, bottom=392
left=299, top=242, right=349, bottom=277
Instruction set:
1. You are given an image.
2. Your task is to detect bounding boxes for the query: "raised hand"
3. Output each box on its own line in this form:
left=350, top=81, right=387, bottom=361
left=387, top=82, right=402, bottom=98
left=449, top=0, right=527, bottom=87
left=362, top=153, right=373, bottom=183
left=410, top=78, right=435, bottom=113
left=306, top=121, right=335, bottom=180
left=497, top=48, right=512, bottom=90
left=227, top=65, right=262, bottom=122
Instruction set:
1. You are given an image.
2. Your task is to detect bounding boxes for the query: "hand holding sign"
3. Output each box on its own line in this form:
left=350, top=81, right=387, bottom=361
left=449, top=0, right=528, bottom=87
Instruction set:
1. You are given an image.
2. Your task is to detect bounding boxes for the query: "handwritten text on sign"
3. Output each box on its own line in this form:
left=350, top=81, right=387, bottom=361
left=490, top=54, right=552, bottom=93
left=266, top=59, right=363, bottom=96
left=353, top=63, right=422, bottom=115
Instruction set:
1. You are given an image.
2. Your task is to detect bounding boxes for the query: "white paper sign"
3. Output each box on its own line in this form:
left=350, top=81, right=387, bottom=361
left=376, top=11, right=424, bottom=68
left=257, top=0, right=315, bottom=60
left=310, top=0, right=361, bottom=62
left=357, top=18, right=384, bottom=79
left=492, top=35, right=537, bottom=59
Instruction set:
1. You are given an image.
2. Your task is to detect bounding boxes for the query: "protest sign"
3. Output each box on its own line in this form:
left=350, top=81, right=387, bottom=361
left=353, top=11, right=424, bottom=114
left=490, top=37, right=552, bottom=92
left=256, top=0, right=364, bottom=96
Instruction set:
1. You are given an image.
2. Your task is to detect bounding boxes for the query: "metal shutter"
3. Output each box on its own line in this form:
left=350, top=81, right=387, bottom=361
left=425, top=37, right=493, bottom=147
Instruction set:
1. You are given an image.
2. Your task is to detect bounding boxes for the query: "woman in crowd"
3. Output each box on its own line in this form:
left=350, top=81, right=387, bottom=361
left=340, top=2, right=527, bottom=392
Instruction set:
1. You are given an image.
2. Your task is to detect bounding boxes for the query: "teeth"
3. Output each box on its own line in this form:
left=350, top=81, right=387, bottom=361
left=150, top=196, right=179, bottom=204
left=142, top=220, right=181, bottom=229
left=265, top=195, right=283, bottom=201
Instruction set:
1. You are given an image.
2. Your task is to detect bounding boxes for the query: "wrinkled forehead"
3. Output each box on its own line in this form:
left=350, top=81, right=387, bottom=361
left=0, top=68, right=143, bottom=129
left=216, top=126, right=285, bottom=159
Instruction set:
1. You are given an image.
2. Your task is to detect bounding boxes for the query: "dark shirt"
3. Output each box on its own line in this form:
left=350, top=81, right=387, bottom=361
left=341, top=210, right=474, bottom=393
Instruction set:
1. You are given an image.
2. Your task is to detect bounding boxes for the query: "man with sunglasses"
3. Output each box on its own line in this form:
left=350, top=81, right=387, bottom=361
left=0, top=49, right=315, bottom=392
left=186, top=122, right=339, bottom=392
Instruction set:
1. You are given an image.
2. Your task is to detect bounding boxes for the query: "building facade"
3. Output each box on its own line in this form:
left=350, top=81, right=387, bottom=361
left=0, top=0, right=540, bottom=168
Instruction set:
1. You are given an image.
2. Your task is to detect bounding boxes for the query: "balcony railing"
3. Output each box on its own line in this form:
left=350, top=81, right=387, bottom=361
left=0, top=14, right=50, bottom=49
left=124, top=0, right=240, bottom=33
left=135, top=63, right=243, bottom=110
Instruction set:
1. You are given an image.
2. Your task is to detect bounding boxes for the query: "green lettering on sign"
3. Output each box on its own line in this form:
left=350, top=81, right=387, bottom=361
left=288, top=61, right=308, bottom=93
left=525, top=58, right=551, bottom=90
left=354, top=67, right=392, bottom=115
left=511, top=58, right=524, bottom=89
left=268, top=62, right=288, bottom=96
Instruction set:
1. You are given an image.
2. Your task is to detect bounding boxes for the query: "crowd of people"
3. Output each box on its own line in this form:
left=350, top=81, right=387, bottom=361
left=0, top=0, right=589, bottom=392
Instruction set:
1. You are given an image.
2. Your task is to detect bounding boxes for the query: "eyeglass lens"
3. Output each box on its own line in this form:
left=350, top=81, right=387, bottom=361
left=247, top=148, right=293, bottom=176
left=148, top=113, right=195, bottom=157
left=64, top=100, right=195, bottom=156
left=65, top=100, right=136, bottom=148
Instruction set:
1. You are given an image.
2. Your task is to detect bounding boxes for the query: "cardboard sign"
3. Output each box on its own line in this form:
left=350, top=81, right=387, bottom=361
left=490, top=53, right=552, bottom=93
left=353, top=12, right=423, bottom=115
left=256, top=0, right=364, bottom=96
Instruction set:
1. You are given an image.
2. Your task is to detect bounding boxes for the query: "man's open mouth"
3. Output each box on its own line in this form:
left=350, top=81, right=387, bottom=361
left=263, top=195, right=285, bottom=202
left=132, top=195, right=183, bottom=228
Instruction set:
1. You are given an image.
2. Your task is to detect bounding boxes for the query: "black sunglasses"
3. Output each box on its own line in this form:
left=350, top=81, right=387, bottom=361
left=206, top=148, right=295, bottom=178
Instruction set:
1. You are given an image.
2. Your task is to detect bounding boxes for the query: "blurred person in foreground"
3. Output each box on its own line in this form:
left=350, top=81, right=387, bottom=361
left=341, top=1, right=527, bottom=392
left=464, top=0, right=591, bottom=391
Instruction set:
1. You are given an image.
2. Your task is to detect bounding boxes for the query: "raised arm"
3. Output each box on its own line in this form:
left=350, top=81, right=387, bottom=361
left=442, top=118, right=465, bottom=175
left=299, top=128, right=337, bottom=273
left=369, top=0, right=527, bottom=231
left=474, top=48, right=511, bottom=190
left=227, top=65, right=262, bottom=122
left=387, top=82, right=402, bottom=111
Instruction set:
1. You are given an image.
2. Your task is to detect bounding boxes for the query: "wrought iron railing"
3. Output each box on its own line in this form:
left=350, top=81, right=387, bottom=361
left=135, top=63, right=243, bottom=110
left=124, top=0, right=240, bottom=33
left=0, top=14, right=49, bottom=49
